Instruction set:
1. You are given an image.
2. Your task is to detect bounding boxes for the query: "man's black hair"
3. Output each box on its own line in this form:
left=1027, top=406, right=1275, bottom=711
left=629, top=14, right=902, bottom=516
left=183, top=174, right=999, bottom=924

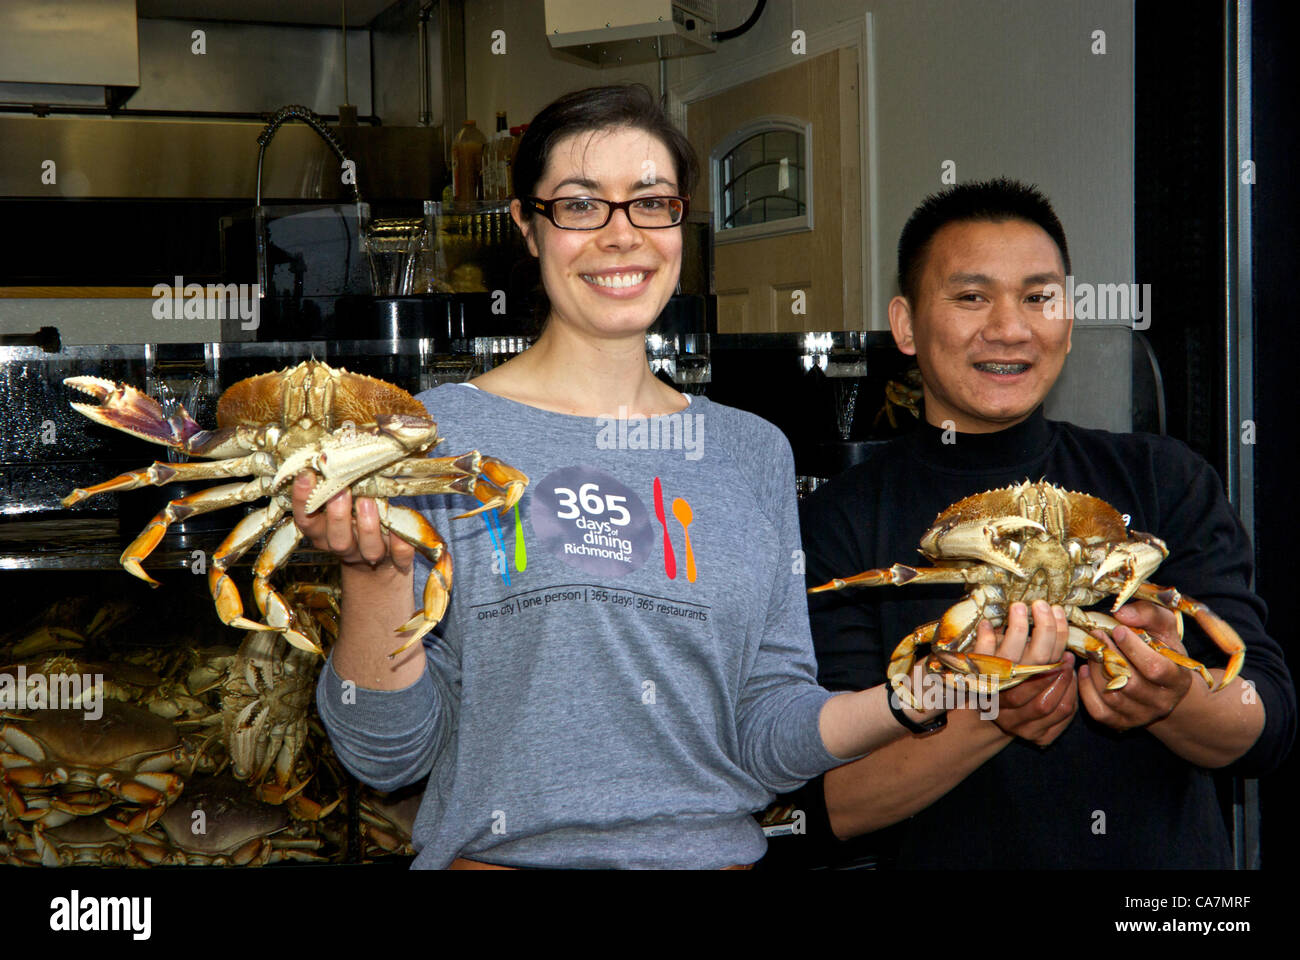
left=896, top=177, right=1071, bottom=302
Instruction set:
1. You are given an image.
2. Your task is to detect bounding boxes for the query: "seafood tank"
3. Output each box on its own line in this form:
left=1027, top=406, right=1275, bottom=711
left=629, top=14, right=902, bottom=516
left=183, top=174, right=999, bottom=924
left=0, top=322, right=955, bottom=871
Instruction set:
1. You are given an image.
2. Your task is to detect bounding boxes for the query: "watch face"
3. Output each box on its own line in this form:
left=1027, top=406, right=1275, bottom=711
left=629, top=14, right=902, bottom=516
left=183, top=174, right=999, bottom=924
left=918, top=712, right=948, bottom=732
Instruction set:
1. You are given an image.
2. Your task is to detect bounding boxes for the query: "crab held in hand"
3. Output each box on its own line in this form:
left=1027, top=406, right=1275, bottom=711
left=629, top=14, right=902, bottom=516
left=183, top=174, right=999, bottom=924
left=810, top=480, right=1245, bottom=709
left=62, top=360, right=527, bottom=657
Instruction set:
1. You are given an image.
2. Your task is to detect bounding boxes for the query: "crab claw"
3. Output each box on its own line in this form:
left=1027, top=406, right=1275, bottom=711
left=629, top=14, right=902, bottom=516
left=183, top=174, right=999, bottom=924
left=64, top=376, right=203, bottom=450
left=920, top=516, right=1044, bottom=577
left=455, top=457, right=528, bottom=518
left=1094, top=535, right=1168, bottom=608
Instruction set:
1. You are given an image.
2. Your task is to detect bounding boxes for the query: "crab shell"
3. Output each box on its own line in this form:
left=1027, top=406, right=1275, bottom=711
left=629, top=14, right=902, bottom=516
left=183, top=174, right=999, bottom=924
left=0, top=701, right=186, bottom=832
left=130, top=774, right=326, bottom=866
left=24, top=817, right=143, bottom=867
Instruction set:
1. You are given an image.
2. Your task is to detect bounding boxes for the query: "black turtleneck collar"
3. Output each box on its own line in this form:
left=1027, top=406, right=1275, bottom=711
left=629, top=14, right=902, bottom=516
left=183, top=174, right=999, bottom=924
left=902, top=406, right=1058, bottom=472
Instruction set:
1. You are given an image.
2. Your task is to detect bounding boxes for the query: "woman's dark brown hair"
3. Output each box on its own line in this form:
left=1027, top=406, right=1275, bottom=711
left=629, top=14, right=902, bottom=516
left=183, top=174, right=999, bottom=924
left=514, top=83, right=700, bottom=214
left=510, top=84, right=699, bottom=331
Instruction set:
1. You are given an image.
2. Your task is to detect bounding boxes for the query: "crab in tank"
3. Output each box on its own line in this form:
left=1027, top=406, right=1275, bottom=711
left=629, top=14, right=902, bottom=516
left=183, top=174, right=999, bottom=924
left=61, top=359, right=528, bottom=656
left=810, top=480, right=1246, bottom=709
left=127, top=774, right=328, bottom=867
left=0, top=701, right=188, bottom=834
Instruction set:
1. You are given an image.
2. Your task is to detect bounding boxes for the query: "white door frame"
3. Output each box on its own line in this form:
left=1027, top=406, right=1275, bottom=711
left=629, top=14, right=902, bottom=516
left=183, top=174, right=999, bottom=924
left=668, top=13, right=878, bottom=331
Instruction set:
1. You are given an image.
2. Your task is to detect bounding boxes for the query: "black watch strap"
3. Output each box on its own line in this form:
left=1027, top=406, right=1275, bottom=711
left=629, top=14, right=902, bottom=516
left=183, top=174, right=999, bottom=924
left=886, top=683, right=948, bottom=734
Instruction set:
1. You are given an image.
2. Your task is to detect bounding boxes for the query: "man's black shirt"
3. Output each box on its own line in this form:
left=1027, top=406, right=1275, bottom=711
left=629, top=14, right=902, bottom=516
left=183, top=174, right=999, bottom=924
left=783, top=409, right=1294, bottom=869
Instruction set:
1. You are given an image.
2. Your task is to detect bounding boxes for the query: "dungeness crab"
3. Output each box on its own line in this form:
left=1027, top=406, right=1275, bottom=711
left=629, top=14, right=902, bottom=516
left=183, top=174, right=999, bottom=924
left=0, top=702, right=187, bottom=833
left=62, top=360, right=527, bottom=656
left=810, top=480, right=1246, bottom=709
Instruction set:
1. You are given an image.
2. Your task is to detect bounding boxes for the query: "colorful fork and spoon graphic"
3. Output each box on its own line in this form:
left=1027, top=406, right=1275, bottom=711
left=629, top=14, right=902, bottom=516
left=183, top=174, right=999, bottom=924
left=653, top=477, right=696, bottom=583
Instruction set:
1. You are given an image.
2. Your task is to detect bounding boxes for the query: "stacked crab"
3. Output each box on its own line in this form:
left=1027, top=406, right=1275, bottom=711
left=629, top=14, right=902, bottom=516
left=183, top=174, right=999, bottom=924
left=1, top=599, right=188, bottom=866
left=0, top=586, right=348, bottom=867
left=0, top=701, right=191, bottom=866
left=5, top=361, right=517, bottom=866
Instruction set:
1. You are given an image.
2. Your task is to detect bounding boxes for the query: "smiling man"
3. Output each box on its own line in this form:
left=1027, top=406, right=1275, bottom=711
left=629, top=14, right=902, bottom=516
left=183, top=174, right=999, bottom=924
left=783, top=179, right=1294, bottom=869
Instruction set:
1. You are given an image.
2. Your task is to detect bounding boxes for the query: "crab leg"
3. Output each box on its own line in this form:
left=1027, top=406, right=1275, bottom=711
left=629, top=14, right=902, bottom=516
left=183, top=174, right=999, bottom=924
left=273, top=414, right=440, bottom=512
left=64, top=376, right=253, bottom=458
left=378, top=451, right=483, bottom=479
left=373, top=502, right=454, bottom=657
left=472, top=457, right=529, bottom=515
left=932, top=586, right=1004, bottom=649
left=115, top=476, right=276, bottom=587
left=63, top=376, right=205, bottom=447
left=1095, top=585, right=1241, bottom=690
left=1132, top=582, right=1244, bottom=688
left=248, top=518, right=324, bottom=655
left=809, top=563, right=977, bottom=593
left=61, top=454, right=271, bottom=507
left=1091, top=533, right=1168, bottom=608
left=925, top=650, right=1064, bottom=693
left=99, top=770, right=185, bottom=834
left=1061, top=623, right=1134, bottom=690
left=925, top=587, right=1065, bottom=689
left=350, top=474, right=476, bottom=500
left=355, top=457, right=529, bottom=517
left=1, top=780, right=74, bottom=826
left=886, top=621, right=942, bottom=710
left=1069, top=607, right=1215, bottom=689
left=206, top=499, right=286, bottom=632
left=919, top=516, right=1046, bottom=577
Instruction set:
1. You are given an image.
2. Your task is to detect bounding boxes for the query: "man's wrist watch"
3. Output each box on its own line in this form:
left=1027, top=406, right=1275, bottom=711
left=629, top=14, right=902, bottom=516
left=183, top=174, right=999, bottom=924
left=886, top=684, right=948, bottom=734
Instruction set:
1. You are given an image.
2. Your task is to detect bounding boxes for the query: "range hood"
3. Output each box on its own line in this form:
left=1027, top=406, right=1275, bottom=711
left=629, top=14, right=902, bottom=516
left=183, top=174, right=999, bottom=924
left=544, top=0, right=716, bottom=65
left=0, top=0, right=139, bottom=96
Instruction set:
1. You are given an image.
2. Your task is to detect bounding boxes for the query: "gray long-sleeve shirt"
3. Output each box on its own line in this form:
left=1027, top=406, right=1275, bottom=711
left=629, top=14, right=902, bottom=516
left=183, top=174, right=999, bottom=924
left=316, top=384, right=843, bottom=868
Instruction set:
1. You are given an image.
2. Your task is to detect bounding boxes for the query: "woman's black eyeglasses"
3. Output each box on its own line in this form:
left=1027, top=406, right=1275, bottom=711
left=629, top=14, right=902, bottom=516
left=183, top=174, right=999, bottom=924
left=523, top=195, right=689, bottom=230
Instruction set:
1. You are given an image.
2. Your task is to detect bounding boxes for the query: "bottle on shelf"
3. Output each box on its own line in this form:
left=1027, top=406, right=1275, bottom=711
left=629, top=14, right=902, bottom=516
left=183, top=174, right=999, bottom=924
left=484, top=111, right=510, bottom=203
left=452, top=120, right=486, bottom=204
left=507, top=125, right=524, bottom=198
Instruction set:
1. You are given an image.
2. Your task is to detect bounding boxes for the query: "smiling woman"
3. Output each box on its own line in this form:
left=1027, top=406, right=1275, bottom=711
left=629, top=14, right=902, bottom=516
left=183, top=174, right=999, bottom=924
left=297, top=84, right=952, bottom=870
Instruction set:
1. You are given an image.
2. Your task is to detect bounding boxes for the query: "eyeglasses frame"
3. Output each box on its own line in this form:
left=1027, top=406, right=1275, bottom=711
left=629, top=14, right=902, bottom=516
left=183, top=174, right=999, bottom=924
left=522, top=195, right=691, bottom=230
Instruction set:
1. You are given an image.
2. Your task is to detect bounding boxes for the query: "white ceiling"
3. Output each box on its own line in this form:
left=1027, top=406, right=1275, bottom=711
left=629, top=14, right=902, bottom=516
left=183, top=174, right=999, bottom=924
left=136, top=0, right=399, bottom=27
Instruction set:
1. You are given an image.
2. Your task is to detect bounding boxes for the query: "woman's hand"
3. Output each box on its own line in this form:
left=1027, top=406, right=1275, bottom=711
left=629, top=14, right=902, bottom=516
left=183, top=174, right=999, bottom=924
left=291, top=472, right=415, bottom=571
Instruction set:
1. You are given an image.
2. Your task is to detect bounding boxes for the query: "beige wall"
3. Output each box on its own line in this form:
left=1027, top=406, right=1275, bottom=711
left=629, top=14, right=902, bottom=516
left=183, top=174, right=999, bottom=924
left=462, top=0, right=1135, bottom=429
left=463, top=0, right=659, bottom=135
left=673, top=0, right=1134, bottom=329
left=463, top=0, right=1134, bottom=329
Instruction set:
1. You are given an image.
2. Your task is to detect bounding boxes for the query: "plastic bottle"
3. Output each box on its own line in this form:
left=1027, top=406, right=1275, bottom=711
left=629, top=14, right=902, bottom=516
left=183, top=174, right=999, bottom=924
left=452, top=120, right=486, bottom=203
left=507, top=125, right=525, bottom=198
left=482, top=112, right=508, bottom=202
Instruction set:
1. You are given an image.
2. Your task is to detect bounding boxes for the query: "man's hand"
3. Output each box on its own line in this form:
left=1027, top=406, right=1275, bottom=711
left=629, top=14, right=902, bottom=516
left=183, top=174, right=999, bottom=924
left=1078, top=601, right=1192, bottom=731
left=291, top=472, right=416, bottom=571
left=974, top=600, right=1078, bottom=746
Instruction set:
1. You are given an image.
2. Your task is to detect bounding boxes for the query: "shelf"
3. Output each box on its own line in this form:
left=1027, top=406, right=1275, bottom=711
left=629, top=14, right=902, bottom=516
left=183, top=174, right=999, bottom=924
left=0, top=516, right=335, bottom=573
